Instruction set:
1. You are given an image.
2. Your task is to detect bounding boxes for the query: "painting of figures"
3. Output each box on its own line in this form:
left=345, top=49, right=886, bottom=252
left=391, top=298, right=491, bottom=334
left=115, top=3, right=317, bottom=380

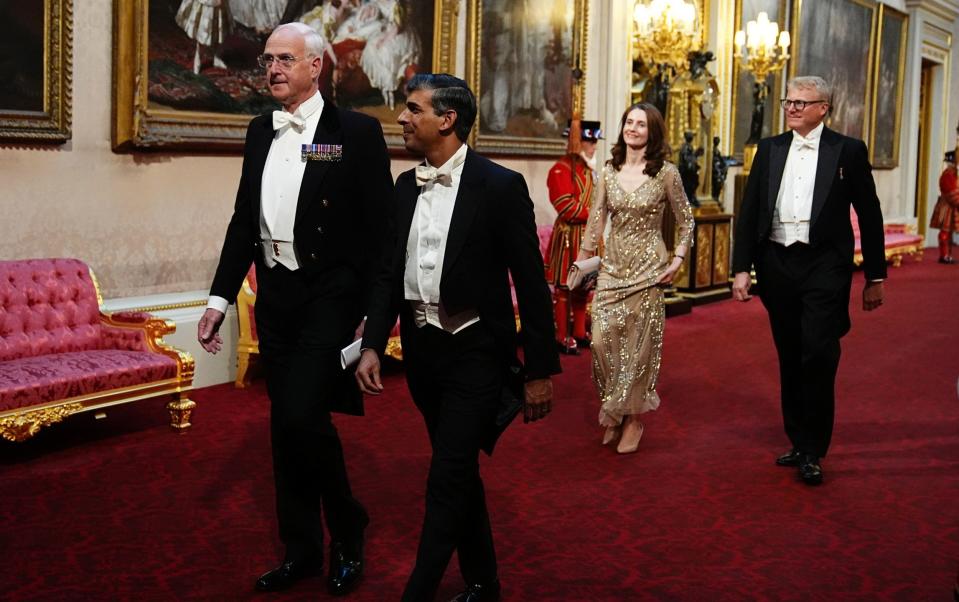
left=115, top=0, right=446, bottom=149
left=149, top=0, right=432, bottom=118
left=475, top=0, right=587, bottom=155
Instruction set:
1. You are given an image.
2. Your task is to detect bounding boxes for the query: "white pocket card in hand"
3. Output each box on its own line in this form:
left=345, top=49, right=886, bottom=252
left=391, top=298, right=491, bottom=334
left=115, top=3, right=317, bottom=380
left=340, top=338, right=362, bottom=370
left=567, top=256, right=601, bottom=289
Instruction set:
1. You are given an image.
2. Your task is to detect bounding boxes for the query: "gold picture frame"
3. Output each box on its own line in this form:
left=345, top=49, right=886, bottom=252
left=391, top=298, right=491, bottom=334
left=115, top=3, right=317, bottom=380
left=0, top=0, right=72, bottom=144
left=869, top=4, right=908, bottom=169
left=790, top=0, right=877, bottom=142
left=730, top=0, right=788, bottom=159
left=467, top=0, right=589, bottom=156
left=112, top=0, right=459, bottom=151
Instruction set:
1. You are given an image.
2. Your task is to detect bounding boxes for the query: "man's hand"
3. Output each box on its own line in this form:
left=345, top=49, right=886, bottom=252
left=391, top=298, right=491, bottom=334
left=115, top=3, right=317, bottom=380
left=355, top=349, right=384, bottom=394
left=732, top=272, right=752, bottom=302
left=197, top=308, right=225, bottom=354
left=523, top=378, right=553, bottom=423
left=863, top=280, right=884, bottom=311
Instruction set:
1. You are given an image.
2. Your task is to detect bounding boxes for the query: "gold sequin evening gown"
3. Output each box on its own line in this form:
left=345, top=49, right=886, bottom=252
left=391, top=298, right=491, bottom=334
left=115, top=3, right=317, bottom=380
left=581, top=162, right=694, bottom=427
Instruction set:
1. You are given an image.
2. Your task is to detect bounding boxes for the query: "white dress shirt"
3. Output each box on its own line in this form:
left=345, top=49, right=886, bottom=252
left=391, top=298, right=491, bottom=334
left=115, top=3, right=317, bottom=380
left=207, top=91, right=324, bottom=314
left=770, top=122, right=823, bottom=246
left=403, top=143, right=479, bottom=333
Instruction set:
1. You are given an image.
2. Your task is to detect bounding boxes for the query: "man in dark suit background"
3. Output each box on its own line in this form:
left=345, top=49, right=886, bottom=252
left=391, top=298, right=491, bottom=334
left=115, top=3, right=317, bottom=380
left=197, top=22, right=393, bottom=595
left=356, top=74, right=561, bottom=602
left=732, top=75, right=886, bottom=486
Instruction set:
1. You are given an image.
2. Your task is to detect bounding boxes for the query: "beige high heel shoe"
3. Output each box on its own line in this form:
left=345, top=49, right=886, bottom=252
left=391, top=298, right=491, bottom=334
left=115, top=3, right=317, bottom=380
left=602, top=425, right=621, bottom=445
left=616, top=421, right=644, bottom=454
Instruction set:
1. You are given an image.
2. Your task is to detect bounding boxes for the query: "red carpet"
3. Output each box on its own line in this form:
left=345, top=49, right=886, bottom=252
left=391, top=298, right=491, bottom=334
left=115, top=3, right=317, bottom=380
left=2, top=248, right=957, bottom=601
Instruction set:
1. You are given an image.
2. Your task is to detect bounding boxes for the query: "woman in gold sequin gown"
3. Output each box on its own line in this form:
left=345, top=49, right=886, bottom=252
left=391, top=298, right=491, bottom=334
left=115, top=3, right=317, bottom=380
left=575, top=103, right=694, bottom=454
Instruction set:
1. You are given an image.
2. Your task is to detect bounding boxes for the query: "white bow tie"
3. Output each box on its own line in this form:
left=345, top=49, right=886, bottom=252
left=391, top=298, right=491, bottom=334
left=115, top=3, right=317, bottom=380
left=793, top=135, right=818, bottom=151
left=415, top=164, right=453, bottom=186
left=273, top=111, right=305, bottom=132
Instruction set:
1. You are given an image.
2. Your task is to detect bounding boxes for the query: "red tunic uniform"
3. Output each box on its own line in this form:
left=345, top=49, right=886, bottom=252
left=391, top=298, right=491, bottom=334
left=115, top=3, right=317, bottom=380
left=545, top=154, right=595, bottom=286
left=932, top=166, right=959, bottom=234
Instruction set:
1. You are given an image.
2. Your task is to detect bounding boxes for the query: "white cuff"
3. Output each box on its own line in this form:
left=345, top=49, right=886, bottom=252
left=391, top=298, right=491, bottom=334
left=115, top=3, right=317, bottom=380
left=207, top=295, right=230, bottom=314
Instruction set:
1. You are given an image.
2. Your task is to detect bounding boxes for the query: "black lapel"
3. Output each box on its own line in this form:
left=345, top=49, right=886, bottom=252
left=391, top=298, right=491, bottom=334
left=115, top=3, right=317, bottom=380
left=248, top=115, right=275, bottom=222
left=294, top=98, right=342, bottom=224
left=810, top=127, right=843, bottom=227
left=396, top=171, right=419, bottom=253
left=441, top=148, right=483, bottom=281
left=767, top=131, right=791, bottom=214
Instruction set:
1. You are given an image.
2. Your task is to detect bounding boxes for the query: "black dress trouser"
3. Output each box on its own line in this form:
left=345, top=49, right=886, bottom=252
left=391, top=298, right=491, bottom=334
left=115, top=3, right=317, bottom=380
left=757, top=241, right=852, bottom=459
left=400, top=322, right=504, bottom=602
left=254, top=263, right=369, bottom=562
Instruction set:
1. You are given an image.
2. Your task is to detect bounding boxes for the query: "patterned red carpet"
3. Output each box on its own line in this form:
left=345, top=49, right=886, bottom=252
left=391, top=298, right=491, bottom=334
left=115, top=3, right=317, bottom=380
left=2, top=249, right=957, bottom=601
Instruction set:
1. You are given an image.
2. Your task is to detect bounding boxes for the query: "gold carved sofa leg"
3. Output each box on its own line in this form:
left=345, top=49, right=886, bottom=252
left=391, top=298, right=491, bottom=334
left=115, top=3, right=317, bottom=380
left=236, top=351, right=252, bottom=388
left=167, top=393, right=196, bottom=431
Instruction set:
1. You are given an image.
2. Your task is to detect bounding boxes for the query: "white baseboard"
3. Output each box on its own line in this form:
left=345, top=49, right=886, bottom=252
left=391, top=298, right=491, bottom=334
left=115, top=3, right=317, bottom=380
left=103, top=291, right=238, bottom=389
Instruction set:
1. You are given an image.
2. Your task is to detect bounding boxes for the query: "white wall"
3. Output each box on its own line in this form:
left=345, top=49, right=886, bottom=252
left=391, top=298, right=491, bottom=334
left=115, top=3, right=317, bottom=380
left=3, top=0, right=957, bottom=387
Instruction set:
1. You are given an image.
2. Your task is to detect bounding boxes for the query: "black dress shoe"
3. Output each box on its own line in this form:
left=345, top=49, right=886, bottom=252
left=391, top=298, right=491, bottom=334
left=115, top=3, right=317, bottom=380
left=798, top=455, right=824, bottom=486
left=557, top=340, right=579, bottom=355
left=574, top=336, right=592, bottom=349
left=775, top=449, right=803, bottom=467
left=255, top=559, right=321, bottom=592
left=327, top=539, right=364, bottom=596
left=450, top=579, right=501, bottom=602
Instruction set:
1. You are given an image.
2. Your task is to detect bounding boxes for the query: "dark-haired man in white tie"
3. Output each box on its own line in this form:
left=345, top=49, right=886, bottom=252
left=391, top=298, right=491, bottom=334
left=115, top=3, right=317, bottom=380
left=196, top=22, right=393, bottom=595
left=357, top=73, right=560, bottom=602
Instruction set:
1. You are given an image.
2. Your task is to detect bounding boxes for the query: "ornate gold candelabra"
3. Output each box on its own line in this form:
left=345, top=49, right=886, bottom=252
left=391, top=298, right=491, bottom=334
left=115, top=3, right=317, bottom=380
left=632, top=0, right=699, bottom=83
left=734, top=12, right=790, bottom=172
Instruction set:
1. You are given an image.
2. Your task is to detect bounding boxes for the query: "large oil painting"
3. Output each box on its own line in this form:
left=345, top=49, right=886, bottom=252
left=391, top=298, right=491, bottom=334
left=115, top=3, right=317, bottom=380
left=469, top=0, right=588, bottom=156
left=0, top=0, right=72, bottom=143
left=114, top=0, right=456, bottom=150
left=869, top=5, right=907, bottom=168
left=791, top=0, right=876, bottom=141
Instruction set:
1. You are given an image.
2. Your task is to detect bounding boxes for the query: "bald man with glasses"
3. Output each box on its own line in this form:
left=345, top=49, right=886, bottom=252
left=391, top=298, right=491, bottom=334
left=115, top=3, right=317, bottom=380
left=197, top=23, right=393, bottom=594
left=731, top=75, right=886, bottom=486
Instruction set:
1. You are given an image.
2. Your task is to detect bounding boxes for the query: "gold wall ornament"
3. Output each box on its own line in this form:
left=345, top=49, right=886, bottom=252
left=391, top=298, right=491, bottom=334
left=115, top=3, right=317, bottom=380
left=0, top=404, right=82, bottom=442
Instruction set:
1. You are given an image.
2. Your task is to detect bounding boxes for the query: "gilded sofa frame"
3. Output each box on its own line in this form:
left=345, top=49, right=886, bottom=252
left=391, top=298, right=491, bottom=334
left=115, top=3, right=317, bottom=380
left=0, top=267, right=195, bottom=442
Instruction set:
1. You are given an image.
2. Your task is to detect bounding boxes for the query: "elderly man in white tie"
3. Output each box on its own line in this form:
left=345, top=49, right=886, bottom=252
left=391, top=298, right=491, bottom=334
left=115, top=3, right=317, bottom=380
left=196, top=22, right=394, bottom=595
left=731, top=75, right=886, bottom=486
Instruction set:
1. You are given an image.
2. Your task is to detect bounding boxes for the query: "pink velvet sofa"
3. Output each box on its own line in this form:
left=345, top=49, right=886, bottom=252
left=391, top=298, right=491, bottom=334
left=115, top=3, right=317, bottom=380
left=234, top=225, right=557, bottom=385
left=851, top=208, right=924, bottom=267
left=0, top=259, right=196, bottom=442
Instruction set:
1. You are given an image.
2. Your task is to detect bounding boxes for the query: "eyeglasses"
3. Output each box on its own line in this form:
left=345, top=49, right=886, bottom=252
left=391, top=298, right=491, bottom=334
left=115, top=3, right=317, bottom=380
left=780, top=99, right=829, bottom=111
left=257, top=54, right=304, bottom=69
